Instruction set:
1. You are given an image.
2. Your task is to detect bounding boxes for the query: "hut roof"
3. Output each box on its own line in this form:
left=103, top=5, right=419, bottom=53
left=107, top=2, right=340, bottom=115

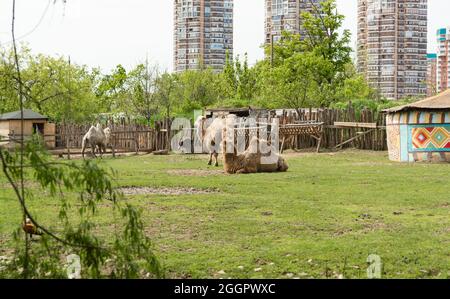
left=0, top=109, right=48, bottom=121
left=385, top=89, right=450, bottom=113
left=205, top=107, right=264, bottom=113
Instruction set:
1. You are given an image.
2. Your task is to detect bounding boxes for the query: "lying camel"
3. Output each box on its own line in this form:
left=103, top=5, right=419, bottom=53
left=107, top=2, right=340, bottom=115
left=222, top=128, right=289, bottom=174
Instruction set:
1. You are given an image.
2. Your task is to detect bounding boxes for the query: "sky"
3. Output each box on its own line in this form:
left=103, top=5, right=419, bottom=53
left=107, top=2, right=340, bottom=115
left=0, top=0, right=448, bottom=73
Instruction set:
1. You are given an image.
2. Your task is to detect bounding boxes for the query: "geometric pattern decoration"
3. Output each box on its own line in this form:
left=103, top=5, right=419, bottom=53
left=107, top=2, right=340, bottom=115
left=386, top=125, right=401, bottom=161
left=409, top=125, right=450, bottom=152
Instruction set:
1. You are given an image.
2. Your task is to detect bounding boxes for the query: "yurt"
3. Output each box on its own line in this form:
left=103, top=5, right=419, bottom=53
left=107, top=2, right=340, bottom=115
left=385, top=90, right=450, bottom=163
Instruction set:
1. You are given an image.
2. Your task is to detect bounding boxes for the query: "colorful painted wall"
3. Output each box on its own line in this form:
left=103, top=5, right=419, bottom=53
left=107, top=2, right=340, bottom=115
left=386, top=111, right=450, bottom=162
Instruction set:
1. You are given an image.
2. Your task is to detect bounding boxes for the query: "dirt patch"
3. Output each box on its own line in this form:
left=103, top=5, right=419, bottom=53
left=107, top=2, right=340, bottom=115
left=119, top=186, right=219, bottom=196
left=350, top=162, right=394, bottom=167
left=167, top=169, right=224, bottom=177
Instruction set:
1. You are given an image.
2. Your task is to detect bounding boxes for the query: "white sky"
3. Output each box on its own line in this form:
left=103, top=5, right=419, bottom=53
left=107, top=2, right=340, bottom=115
left=0, top=0, right=448, bottom=72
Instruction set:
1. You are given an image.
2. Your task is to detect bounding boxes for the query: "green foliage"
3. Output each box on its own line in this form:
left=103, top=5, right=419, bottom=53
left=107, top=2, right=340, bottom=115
left=333, top=63, right=379, bottom=102
left=154, top=72, right=176, bottom=117
left=126, top=62, right=159, bottom=124
left=301, top=0, right=352, bottom=83
left=219, top=53, right=258, bottom=107
left=330, top=98, right=414, bottom=113
left=256, top=52, right=321, bottom=111
left=172, top=69, right=222, bottom=114
left=0, top=137, right=162, bottom=278
left=256, top=0, right=375, bottom=109
left=96, top=64, right=129, bottom=112
left=1, top=46, right=101, bottom=123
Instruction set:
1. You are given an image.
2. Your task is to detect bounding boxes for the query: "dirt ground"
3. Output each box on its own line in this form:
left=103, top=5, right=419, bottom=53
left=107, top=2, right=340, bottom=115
left=119, top=186, right=219, bottom=196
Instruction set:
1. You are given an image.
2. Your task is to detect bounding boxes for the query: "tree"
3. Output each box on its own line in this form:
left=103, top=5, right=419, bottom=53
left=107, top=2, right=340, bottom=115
left=95, top=64, right=129, bottom=113
left=257, top=52, right=320, bottom=112
left=0, top=47, right=22, bottom=113
left=0, top=139, right=163, bottom=278
left=126, top=60, right=160, bottom=125
left=0, top=46, right=102, bottom=123
left=334, top=63, right=377, bottom=101
left=220, top=53, right=258, bottom=107
left=301, top=0, right=352, bottom=82
left=172, top=69, right=221, bottom=115
left=257, top=0, right=374, bottom=108
left=0, top=0, right=162, bottom=279
left=154, top=72, right=176, bottom=118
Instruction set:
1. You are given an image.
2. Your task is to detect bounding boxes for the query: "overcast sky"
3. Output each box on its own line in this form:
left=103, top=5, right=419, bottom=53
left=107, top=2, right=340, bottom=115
left=0, top=0, right=448, bottom=72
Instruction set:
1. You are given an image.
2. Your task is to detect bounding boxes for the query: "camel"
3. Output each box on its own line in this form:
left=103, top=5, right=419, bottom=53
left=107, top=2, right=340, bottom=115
left=97, top=127, right=115, bottom=157
left=194, top=115, right=237, bottom=167
left=81, top=124, right=113, bottom=159
left=222, top=128, right=289, bottom=174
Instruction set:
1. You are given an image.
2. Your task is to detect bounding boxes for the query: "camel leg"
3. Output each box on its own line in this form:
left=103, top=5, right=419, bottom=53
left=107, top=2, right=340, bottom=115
left=99, top=144, right=104, bottom=159
left=81, top=138, right=87, bottom=159
left=208, top=152, right=213, bottom=165
left=111, top=144, right=115, bottom=158
left=91, top=143, right=97, bottom=158
left=245, top=165, right=258, bottom=174
left=214, top=152, right=219, bottom=167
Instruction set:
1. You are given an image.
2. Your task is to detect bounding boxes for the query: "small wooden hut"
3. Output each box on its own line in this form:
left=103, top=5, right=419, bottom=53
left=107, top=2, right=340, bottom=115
left=0, top=109, right=56, bottom=148
left=204, top=107, right=269, bottom=119
left=385, top=90, right=450, bottom=162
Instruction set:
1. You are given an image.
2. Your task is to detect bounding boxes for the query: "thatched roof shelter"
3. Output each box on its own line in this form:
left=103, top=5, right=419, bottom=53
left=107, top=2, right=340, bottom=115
left=385, top=91, right=450, bottom=163
left=385, top=89, right=450, bottom=113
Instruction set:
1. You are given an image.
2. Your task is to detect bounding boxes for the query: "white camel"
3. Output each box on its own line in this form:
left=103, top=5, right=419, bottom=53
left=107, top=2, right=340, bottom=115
left=97, top=127, right=114, bottom=157
left=81, top=123, right=112, bottom=159
left=194, top=115, right=238, bottom=167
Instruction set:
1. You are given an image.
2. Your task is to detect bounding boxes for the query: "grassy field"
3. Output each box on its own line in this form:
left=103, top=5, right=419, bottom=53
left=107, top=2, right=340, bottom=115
left=1, top=150, right=450, bottom=279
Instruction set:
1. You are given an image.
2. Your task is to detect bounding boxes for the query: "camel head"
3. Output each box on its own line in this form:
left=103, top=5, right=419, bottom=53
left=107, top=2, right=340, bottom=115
left=103, top=127, right=112, bottom=143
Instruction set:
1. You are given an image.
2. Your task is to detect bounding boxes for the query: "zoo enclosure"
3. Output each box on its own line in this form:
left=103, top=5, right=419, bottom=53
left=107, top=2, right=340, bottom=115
left=54, top=119, right=172, bottom=155
left=277, top=107, right=387, bottom=151
left=2, top=107, right=387, bottom=154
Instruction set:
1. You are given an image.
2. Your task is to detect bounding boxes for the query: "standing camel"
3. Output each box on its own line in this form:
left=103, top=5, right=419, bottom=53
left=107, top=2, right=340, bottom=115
left=194, top=115, right=238, bottom=167
left=97, top=127, right=115, bottom=157
left=81, top=123, right=111, bottom=159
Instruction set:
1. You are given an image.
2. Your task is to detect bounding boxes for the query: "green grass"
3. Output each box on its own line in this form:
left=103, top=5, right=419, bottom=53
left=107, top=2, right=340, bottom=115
left=1, top=150, right=450, bottom=279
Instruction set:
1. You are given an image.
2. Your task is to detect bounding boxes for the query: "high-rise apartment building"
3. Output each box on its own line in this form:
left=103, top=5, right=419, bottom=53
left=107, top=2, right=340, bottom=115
left=357, top=0, right=428, bottom=100
left=264, top=0, right=323, bottom=45
left=426, top=53, right=437, bottom=96
left=173, top=0, right=233, bottom=72
left=436, top=27, right=450, bottom=92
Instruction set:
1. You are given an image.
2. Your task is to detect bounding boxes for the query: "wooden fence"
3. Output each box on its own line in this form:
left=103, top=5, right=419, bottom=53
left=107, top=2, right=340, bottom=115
left=6, top=107, right=385, bottom=156
left=55, top=119, right=171, bottom=155
left=277, top=107, right=387, bottom=151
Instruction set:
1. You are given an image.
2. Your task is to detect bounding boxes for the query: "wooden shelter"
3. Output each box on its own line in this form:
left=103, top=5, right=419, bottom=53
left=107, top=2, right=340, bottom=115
left=385, top=90, right=450, bottom=162
left=204, top=107, right=270, bottom=119
left=0, top=109, right=56, bottom=148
